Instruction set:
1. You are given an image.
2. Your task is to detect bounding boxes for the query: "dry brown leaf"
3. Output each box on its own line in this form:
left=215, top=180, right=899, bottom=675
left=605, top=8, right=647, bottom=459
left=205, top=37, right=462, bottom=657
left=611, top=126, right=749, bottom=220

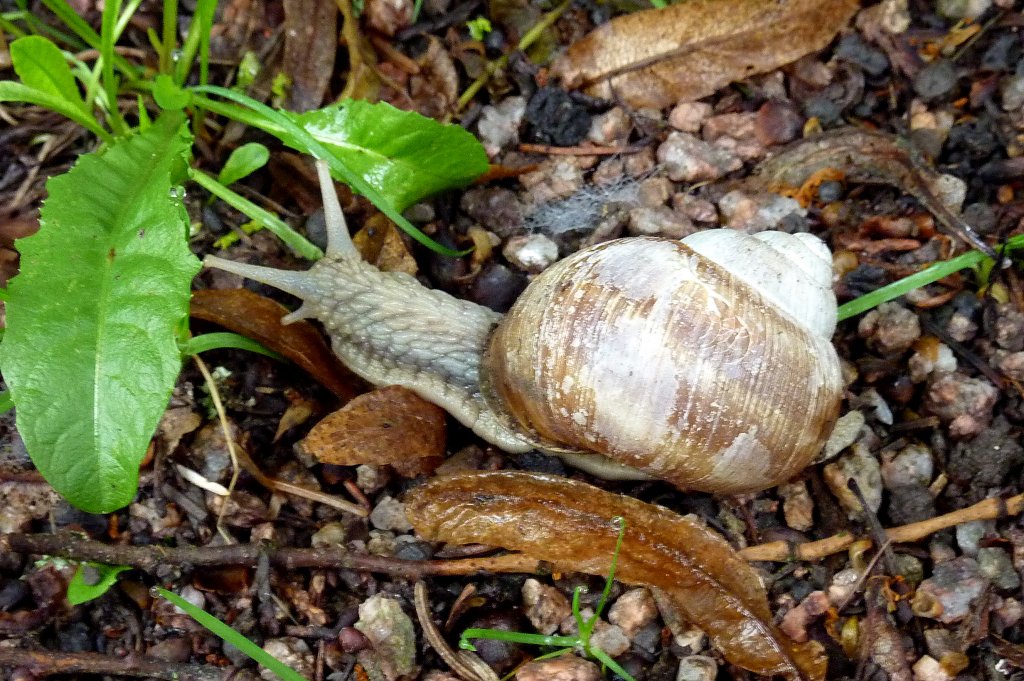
left=353, top=214, right=419, bottom=276
left=190, top=288, right=359, bottom=401
left=552, top=0, right=859, bottom=109
left=749, top=127, right=993, bottom=256
left=282, top=0, right=337, bottom=111
left=405, top=471, right=827, bottom=681
left=300, top=385, right=447, bottom=477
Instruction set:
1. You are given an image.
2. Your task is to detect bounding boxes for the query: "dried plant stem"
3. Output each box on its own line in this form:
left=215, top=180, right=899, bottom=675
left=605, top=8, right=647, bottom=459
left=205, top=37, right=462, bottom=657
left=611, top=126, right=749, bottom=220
left=192, top=354, right=240, bottom=542
left=0, top=532, right=540, bottom=579
left=739, top=491, right=1024, bottom=562
left=0, top=648, right=252, bottom=680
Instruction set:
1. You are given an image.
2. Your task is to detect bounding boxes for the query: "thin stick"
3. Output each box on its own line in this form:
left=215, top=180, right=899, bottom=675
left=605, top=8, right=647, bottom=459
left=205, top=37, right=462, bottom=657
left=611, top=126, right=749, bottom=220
left=192, top=354, right=240, bottom=542
left=739, top=492, right=1024, bottom=562
left=0, top=533, right=540, bottom=579
left=0, top=648, right=253, bottom=681
left=518, top=143, right=643, bottom=156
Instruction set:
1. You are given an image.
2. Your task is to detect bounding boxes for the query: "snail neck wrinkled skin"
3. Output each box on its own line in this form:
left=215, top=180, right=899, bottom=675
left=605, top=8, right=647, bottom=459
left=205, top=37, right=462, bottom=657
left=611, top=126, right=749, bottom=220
left=204, top=161, right=533, bottom=454
left=204, top=161, right=843, bottom=492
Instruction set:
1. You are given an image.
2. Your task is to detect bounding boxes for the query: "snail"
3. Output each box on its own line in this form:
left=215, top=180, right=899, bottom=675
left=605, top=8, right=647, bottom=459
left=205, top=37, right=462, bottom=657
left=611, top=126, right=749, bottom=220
left=203, top=161, right=843, bottom=494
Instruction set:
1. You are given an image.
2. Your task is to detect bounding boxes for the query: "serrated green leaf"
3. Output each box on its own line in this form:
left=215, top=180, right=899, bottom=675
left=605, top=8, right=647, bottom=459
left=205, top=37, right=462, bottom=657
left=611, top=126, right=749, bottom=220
left=0, top=114, right=200, bottom=513
left=217, top=142, right=270, bottom=186
left=286, top=99, right=489, bottom=211
left=67, top=562, right=130, bottom=605
left=152, top=73, right=192, bottom=110
left=9, top=36, right=87, bottom=113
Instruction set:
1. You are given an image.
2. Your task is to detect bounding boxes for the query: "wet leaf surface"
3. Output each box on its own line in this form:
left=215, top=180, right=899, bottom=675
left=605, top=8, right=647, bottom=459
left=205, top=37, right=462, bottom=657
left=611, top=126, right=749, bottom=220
left=300, top=385, right=446, bottom=477
left=405, top=471, right=827, bottom=681
left=190, top=288, right=359, bottom=401
left=552, top=0, right=858, bottom=109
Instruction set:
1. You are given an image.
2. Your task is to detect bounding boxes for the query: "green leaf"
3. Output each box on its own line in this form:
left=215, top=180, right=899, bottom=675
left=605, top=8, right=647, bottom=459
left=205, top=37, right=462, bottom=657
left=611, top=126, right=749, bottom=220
left=0, top=114, right=200, bottom=513
left=0, top=81, right=112, bottom=143
left=286, top=99, right=489, bottom=211
left=217, top=142, right=270, bottom=186
left=152, top=73, right=192, bottom=110
left=156, top=588, right=311, bottom=681
left=9, top=36, right=87, bottom=111
left=67, top=562, right=130, bottom=605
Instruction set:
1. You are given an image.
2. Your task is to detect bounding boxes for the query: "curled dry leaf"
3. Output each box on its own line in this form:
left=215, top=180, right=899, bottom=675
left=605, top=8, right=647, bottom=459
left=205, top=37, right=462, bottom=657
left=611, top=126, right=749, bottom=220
left=300, top=385, right=447, bottom=477
left=750, top=127, right=993, bottom=257
left=405, top=471, right=827, bottom=681
left=190, top=288, right=359, bottom=401
left=353, top=214, right=419, bottom=276
left=552, top=0, right=859, bottom=109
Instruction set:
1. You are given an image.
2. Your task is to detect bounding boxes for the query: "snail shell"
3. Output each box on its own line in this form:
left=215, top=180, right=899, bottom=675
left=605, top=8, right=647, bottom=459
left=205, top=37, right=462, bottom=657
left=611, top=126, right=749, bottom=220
left=483, top=233, right=842, bottom=494
left=204, top=161, right=843, bottom=495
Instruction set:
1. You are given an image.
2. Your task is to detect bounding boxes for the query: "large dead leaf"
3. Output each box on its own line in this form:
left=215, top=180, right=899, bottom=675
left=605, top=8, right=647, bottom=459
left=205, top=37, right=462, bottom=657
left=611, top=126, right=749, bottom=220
left=300, top=385, right=447, bottom=477
left=552, top=0, right=859, bottom=109
left=406, top=471, right=827, bottom=681
left=190, top=288, right=359, bottom=401
left=749, top=127, right=993, bottom=256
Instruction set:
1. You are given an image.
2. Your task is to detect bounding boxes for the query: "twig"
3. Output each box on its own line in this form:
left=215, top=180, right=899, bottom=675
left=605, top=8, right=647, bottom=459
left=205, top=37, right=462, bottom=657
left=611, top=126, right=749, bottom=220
left=739, top=491, right=1024, bottom=562
left=0, top=648, right=254, bottom=680
left=0, top=533, right=541, bottom=579
left=518, top=143, right=642, bottom=156
left=193, top=354, right=240, bottom=542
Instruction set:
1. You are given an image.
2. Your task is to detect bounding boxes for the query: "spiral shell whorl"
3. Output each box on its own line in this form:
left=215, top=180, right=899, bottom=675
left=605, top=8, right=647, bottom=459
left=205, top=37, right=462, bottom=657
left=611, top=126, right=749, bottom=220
left=483, top=234, right=843, bottom=494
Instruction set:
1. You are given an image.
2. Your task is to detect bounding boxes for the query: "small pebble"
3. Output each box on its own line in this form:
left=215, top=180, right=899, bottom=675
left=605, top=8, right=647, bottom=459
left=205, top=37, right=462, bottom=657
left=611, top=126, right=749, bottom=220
left=912, top=655, right=955, bottom=681
left=668, top=102, right=712, bottom=133
left=955, top=520, right=993, bottom=556
left=656, top=132, right=742, bottom=183
left=1000, top=74, right=1024, bottom=112
left=913, top=59, right=958, bottom=102
left=754, top=100, right=804, bottom=146
left=636, top=177, right=672, bottom=207
left=520, top=158, right=586, bottom=205
left=364, top=0, right=413, bottom=35
left=608, top=588, right=659, bottom=639
left=517, top=654, right=602, bottom=681
left=779, top=591, right=830, bottom=642
left=880, top=443, right=934, bottom=490
left=702, top=112, right=765, bottom=161
left=858, top=302, right=921, bottom=355
left=908, top=340, right=957, bottom=383
left=936, top=0, right=993, bottom=19
left=978, top=547, right=1021, bottom=590
left=503, top=234, right=559, bottom=273
left=924, top=373, right=998, bottom=438
left=354, top=593, right=418, bottom=680
left=886, top=484, right=936, bottom=525
left=991, top=303, right=1024, bottom=351
left=522, top=578, right=572, bottom=635
left=822, top=443, right=882, bottom=519
left=259, top=638, right=314, bottom=681
left=460, top=187, right=526, bottom=238
left=820, top=410, right=865, bottom=461
left=627, top=206, right=695, bottom=239
left=778, top=481, right=814, bottom=532
left=672, top=194, right=718, bottom=223
left=676, top=655, right=718, bottom=681
left=477, top=96, right=526, bottom=157
left=827, top=568, right=860, bottom=604
left=587, top=107, right=631, bottom=145
left=912, top=557, right=988, bottom=623
left=356, top=464, right=391, bottom=494
left=369, top=495, right=413, bottom=532
left=717, top=190, right=805, bottom=233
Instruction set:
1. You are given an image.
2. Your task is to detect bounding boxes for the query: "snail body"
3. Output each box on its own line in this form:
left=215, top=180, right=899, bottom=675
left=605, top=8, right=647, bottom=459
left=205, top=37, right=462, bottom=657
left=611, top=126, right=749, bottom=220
left=204, top=162, right=843, bottom=494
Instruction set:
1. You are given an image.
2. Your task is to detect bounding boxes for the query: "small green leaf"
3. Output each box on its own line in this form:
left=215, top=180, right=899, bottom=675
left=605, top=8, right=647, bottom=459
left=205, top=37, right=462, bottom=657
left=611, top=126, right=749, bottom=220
left=466, top=17, right=492, bottom=41
left=156, top=588, right=311, bottom=681
left=67, top=562, right=130, bottom=605
left=9, top=36, right=87, bottom=111
left=285, top=99, right=489, bottom=211
left=0, top=113, right=200, bottom=513
left=153, top=74, right=192, bottom=110
left=217, top=142, right=270, bottom=186
left=0, top=81, right=112, bottom=143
